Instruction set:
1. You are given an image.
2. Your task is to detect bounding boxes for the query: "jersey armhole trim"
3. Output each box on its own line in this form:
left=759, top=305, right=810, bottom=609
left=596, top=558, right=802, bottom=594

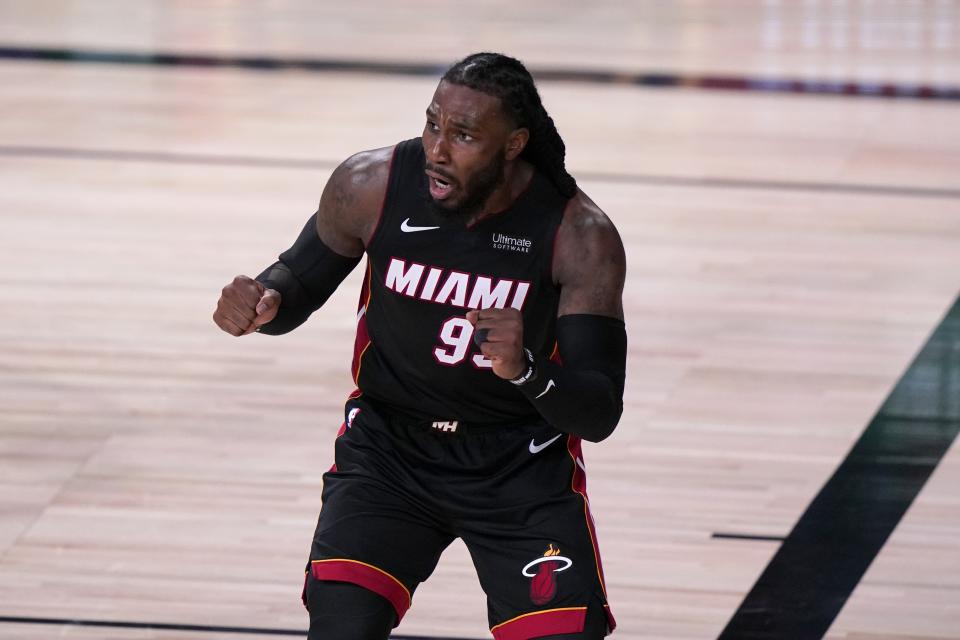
left=547, top=196, right=573, bottom=287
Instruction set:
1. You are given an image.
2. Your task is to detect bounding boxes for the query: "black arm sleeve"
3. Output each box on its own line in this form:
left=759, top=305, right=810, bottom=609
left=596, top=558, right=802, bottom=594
left=254, top=213, right=361, bottom=335
left=517, top=314, right=627, bottom=442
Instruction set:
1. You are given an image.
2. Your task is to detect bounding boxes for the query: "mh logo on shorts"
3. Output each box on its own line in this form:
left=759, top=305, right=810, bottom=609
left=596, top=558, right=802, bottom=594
left=432, top=420, right=458, bottom=433
left=522, top=543, right=573, bottom=605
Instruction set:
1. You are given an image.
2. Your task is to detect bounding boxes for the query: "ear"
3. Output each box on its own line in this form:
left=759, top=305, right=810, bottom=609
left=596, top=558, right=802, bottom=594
left=505, top=128, right=529, bottom=161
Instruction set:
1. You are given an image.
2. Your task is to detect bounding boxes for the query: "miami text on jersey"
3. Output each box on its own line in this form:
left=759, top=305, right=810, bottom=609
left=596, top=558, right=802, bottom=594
left=385, top=257, right=531, bottom=310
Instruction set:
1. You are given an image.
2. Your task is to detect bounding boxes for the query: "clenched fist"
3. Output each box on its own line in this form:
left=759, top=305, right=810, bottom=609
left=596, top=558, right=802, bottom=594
left=213, top=275, right=281, bottom=336
left=466, top=308, right=525, bottom=380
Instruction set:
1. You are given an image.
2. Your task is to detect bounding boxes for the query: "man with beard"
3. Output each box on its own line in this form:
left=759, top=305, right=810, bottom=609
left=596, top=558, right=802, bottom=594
left=213, top=53, right=626, bottom=640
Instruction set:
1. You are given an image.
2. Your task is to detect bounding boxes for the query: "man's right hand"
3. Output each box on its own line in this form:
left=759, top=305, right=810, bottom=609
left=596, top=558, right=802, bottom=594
left=213, top=275, right=281, bottom=336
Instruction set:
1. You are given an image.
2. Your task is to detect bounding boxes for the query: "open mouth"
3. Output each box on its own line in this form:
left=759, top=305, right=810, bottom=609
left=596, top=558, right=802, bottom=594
left=427, top=172, right=455, bottom=200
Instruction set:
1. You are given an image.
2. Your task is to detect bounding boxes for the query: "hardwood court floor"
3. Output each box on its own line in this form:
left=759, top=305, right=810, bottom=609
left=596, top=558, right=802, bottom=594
left=1, top=2, right=959, bottom=639
left=2, top=0, right=959, bottom=84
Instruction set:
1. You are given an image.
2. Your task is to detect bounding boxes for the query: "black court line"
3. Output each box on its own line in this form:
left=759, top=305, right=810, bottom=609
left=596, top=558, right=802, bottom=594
left=3, top=144, right=960, bottom=201
left=712, top=533, right=786, bottom=542
left=1, top=45, right=959, bottom=102
left=0, top=144, right=337, bottom=170
left=719, top=294, right=960, bottom=639
left=0, top=615, right=477, bottom=639
left=578, top=171, right=960, bottom=200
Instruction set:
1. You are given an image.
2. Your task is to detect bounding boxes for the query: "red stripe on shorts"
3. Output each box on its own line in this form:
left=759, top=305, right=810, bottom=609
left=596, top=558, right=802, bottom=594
left=310, top=558, right=412, bottom=622
left=491, top=606, right=587, bottom=640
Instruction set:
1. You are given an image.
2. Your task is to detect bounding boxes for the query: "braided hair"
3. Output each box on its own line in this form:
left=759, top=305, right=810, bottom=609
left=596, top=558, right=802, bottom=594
left=442, top=52, right=578, bottom=198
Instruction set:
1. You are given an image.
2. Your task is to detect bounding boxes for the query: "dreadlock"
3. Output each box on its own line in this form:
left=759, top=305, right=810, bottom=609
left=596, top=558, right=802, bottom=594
left=442, top=52, right=578, bottom=198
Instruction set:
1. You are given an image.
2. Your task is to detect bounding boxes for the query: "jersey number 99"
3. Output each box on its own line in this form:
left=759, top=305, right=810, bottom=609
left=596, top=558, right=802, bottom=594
left=433, top=317, right=492, bottom=369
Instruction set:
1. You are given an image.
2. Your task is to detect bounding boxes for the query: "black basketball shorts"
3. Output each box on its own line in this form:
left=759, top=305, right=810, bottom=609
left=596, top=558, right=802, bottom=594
left=302, top=395, right=616, bottom=639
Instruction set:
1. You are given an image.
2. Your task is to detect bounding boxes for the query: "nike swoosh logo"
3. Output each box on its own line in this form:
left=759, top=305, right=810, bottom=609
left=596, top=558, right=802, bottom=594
left=529, top=433, right=563, bottom=454
left=535, top=379, right=556, bottom=399
left=401, top=218, right=440, bottom=233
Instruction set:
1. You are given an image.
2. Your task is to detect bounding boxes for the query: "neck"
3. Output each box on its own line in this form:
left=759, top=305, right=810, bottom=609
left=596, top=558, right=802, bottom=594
left=465, top=160, right=534, bottom=227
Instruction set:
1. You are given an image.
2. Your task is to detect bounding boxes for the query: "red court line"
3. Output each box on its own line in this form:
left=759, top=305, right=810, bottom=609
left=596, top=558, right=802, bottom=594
left=1, top=45, right=958, bottom=102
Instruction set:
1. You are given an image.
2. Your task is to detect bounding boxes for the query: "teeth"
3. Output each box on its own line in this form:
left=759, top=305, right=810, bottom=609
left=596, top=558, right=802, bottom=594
left=434, top=178, right=450, bottom=189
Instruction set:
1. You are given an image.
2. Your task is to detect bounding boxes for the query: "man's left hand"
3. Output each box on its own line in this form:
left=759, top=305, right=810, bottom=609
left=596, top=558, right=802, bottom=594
left=466, top=308, right=525, bottom=380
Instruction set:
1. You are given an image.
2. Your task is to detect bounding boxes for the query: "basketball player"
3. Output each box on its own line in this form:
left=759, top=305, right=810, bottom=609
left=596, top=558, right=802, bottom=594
left=213, top=53, right=626, bottom=640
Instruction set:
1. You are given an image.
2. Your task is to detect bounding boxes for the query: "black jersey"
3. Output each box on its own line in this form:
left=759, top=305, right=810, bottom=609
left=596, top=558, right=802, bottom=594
left=350, top=138, right=569, bottom=424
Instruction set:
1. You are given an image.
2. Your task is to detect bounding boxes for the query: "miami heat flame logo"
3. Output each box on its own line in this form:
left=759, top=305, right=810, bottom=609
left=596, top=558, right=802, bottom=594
left=522, top=544, right=573, bottom=605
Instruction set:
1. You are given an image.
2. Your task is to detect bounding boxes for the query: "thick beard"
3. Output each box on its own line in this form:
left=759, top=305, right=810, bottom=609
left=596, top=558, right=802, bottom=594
left=426, top=153, right=506, bottom=221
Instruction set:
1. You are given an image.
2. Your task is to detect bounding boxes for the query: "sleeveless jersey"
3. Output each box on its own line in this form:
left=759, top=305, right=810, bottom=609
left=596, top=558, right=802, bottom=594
left=350, top=138, right=568, bottom=424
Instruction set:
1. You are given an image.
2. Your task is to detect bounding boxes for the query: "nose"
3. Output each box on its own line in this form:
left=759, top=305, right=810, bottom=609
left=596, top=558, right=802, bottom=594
left=426, top=134, right=450, bottom=165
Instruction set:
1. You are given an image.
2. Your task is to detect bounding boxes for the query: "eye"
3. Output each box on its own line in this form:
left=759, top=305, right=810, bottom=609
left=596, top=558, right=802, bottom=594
left=426, top=120, right=439, bottom=132
left=457, top=132, right=474, bottom=142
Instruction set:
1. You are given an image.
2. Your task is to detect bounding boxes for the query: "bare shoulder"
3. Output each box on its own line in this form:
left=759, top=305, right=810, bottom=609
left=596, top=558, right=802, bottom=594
left=316, top=145, right=395, bottom=256
left=553, top=190, right=626, bottom=318
left=335, top=145, right=395, bottom=186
